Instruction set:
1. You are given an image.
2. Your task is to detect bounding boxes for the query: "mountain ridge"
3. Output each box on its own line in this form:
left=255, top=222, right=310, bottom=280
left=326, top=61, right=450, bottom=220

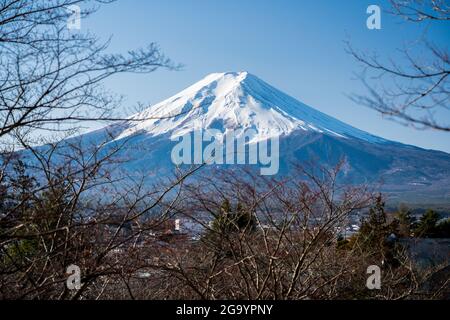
left=32, top=71, right=450, bottom=203
left=108, top=71, right=388, bottom=144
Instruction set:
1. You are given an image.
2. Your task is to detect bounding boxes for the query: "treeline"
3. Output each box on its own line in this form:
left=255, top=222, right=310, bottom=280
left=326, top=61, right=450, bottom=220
left=395, top=207, right=450, bottom=239
left=337, top=196, right=449, bottom=270
left=1, top=157, right=449, bottom=299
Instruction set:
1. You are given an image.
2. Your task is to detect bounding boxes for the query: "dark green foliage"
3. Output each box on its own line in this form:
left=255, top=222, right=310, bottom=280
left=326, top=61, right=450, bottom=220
left=1, top=160, right=39, bottom=268
left=202, top=199, right=257, bottom=256
left=357, top=195, right=388, bottom=251
left=1, top=160, right=72, bottom=272
left=210, top=199, right=256, bottom=234
left=411, top=209, right=449, bottom=238
left=350, top=195, right=400, bottom=267
left=395, top=204, right=413, bottom=237
left=413, top=209, right=440, bottom=238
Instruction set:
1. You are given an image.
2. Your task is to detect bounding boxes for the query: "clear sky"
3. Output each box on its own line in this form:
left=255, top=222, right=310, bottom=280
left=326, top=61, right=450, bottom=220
left=82, top=0, right=450, bottom=152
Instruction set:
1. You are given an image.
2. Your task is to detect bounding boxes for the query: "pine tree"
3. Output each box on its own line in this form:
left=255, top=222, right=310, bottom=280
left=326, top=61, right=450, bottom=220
left=414, top=209, right=440, bottom=238
left=358, top=195, right=386, bottom=252
left=211, top=199, right=256, bottom=234
left=395, top=203, right=413, bottom=237
left=2, top=160, right=39, bottom=267
left=353, top=195, right=400, bottom=267
left=204, top=199, right=257, bottom=256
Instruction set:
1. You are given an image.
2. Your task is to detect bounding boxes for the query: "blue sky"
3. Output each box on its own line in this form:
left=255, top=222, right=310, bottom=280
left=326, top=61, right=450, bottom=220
left=82, top=0, right=450, bottom=152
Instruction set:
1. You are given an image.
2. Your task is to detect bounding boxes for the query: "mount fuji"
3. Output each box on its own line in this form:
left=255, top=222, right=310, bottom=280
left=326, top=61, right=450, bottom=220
left=63, top=72, right=450, bottom=203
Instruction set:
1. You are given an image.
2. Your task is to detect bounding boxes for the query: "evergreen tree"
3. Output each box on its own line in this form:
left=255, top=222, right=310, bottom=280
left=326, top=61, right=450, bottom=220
left=9, top=159, right=37, bottom=217
left=395, top=203, right=413, bottom=237
left=358, top=195, right=387, bottom=252
left=204, top=198, right=257, bottom=256
left=414, top=209, right=440, bottom=238
left=211, top=199, right=256, bottom=234
left=1, top=160, right=39, bottom=267
left=353, top=195, right=400, bottom=267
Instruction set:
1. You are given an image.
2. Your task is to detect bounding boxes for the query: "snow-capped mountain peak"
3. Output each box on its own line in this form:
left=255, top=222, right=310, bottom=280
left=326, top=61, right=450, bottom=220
left=53, top=72, right=450, bottom=201
left=111, top=71, right=385, bottom=143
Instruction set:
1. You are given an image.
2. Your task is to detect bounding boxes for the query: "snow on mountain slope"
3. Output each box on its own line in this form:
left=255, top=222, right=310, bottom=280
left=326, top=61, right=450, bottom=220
left=41, top=71, right=449, bottom=202
left=110, top=71, right=387, bottom=143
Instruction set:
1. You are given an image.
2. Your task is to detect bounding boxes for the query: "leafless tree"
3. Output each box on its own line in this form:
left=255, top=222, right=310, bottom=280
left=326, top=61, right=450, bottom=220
left=0, top=130, right=202, bottom=299
left=347, top=0, right=449, bottom=131
left=0, top=0, right=177, bottom=145
left=0, top=0, right=192, bottom=300
left=2, top=152, right=443, bottom=299
left=136, top=165, right=440, bottom=300
left=0, top=0, right=446, bottom=301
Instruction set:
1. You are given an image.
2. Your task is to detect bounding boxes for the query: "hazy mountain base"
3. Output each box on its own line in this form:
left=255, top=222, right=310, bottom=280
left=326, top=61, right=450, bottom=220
left=60, top=129, right=450, bottom=206
left=20, top=71, right=450, bottom=205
